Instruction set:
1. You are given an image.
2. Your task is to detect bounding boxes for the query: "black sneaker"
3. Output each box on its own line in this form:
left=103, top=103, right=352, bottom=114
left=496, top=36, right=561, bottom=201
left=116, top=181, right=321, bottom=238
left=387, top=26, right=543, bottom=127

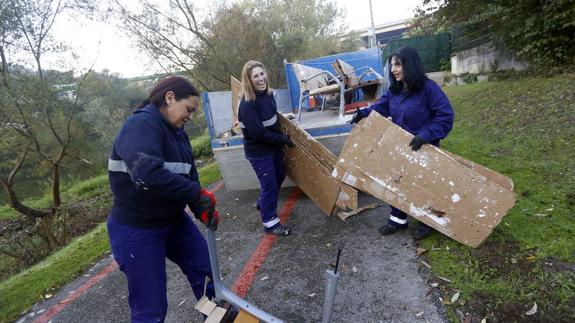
left=378, top=223, right=407, bottom=236
left=412, top=223, right=433, bottom=240
left=265, top=223, right=291, bottom=236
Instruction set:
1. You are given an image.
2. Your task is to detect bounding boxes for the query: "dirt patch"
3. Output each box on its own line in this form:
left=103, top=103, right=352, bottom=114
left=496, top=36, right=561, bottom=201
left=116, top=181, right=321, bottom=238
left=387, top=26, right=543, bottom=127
left=0, top=193, right=112, bottom=282
left=450, top=240, right=575, bottom=323
left=471, top=239, right=535, bottom=277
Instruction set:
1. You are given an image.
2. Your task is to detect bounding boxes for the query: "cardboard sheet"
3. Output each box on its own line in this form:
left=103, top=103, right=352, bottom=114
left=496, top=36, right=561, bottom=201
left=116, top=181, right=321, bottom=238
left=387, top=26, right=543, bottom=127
left=332, top=112, right=516, bottom=247
left=278, top=113, right=358, bottom=215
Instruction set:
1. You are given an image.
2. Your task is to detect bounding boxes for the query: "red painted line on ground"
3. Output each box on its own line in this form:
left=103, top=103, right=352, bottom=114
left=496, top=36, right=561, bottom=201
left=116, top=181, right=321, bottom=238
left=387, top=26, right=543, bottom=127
left=231, top=187, right=301, bottom=298
left=211, top=180, right=225, bottom=193
left=33, top=261, right=119, bottom=323
left=32, top=180, right=225, bottom=322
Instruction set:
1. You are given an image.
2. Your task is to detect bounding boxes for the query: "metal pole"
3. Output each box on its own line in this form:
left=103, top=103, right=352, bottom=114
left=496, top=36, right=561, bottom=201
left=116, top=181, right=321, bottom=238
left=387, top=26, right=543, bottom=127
left=368, top=0, right=376, bottom=48
left=321, top=248, right=342, bottom=323
left=206, top=228, right=284, bottom=323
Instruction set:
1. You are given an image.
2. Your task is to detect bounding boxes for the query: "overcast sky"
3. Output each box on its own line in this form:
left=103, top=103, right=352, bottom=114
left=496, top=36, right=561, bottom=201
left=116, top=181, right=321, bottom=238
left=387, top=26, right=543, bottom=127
left=48, top=0, right=421, bottom=78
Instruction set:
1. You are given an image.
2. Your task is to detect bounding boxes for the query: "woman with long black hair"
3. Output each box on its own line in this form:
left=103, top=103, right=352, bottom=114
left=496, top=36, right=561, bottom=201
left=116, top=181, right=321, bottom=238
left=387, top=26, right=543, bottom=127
left=350, top=47, right=455, bottom=239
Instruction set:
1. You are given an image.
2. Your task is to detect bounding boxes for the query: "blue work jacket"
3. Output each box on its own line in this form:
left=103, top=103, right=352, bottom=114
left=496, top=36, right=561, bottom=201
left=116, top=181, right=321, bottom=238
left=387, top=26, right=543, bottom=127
left=108, top=104, right=202, bottom=228
left=358, top=79, right=454, bottom=146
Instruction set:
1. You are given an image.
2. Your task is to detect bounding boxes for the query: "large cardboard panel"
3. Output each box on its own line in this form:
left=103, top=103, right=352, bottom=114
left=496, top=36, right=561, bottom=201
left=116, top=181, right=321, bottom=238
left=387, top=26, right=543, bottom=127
left=333, top=112, right=516, bottom=247
left=278, top=114, right=358, bottom=215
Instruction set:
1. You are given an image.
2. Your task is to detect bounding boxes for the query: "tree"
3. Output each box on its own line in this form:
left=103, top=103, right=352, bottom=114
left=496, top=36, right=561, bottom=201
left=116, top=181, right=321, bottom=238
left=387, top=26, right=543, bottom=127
left=414, top=0, right=575, bottom=68
left=114, top=0, right=349, bottom=90
left=0, top=0, right=98, bottom=254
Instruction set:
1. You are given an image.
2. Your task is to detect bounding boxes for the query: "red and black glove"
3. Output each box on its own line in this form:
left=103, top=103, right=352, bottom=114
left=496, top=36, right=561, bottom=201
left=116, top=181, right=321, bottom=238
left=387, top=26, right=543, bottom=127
left=190, top=194, right=219, bottom=230
left=200, top=189, right=216, bottom=208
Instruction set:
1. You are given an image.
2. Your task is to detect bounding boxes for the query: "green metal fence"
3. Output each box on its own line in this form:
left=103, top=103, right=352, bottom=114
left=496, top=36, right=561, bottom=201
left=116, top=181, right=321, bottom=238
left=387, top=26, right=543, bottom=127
left=382, top=32, right=452, bottom=72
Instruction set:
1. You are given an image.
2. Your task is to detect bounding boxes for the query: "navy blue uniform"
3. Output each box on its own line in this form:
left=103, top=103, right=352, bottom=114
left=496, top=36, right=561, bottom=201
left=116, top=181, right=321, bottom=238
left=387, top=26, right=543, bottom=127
left=107, top=104, right=214, bottom=322
left=358, top=79, right=454, bottom=226
left=238, top=92, right=286, bottom=229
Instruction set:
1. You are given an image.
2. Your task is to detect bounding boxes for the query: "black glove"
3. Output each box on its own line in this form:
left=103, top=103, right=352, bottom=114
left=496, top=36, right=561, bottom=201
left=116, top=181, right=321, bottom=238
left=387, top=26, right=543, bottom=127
left=409, top=135, right=427, bottom=151
left=349, top=110, right=364, bottom=124
left=190, top=195, right=219, bottom=230
left=281, top=134, right=296, bottom=148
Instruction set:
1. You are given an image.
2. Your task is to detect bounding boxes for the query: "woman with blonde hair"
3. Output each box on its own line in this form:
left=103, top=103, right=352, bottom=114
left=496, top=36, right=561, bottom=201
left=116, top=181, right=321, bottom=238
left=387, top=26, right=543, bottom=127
left=238, top=60, right=295, bottom=236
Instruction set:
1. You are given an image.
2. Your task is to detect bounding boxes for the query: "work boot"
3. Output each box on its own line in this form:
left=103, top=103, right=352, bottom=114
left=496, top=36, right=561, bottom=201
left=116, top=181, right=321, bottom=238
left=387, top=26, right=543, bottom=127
left=265, top=223, right=291, bottom=236
left=378, top=223, right=407, bottom=236
left=412, top=223, right=433, bottom=240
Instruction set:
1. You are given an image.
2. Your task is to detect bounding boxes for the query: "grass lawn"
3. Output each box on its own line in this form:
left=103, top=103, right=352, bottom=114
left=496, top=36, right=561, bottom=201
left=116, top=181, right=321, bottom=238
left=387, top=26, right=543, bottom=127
left=419, top=73, right=575, bottom=322
left=0, top=163, right=221, bottom=322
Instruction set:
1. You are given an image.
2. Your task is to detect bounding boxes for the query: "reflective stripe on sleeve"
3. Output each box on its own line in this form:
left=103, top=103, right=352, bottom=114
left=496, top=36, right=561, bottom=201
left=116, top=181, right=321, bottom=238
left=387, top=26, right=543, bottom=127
left=239, top=114, right=277, bottom=129
left=108, top=159, right=192, bottom=174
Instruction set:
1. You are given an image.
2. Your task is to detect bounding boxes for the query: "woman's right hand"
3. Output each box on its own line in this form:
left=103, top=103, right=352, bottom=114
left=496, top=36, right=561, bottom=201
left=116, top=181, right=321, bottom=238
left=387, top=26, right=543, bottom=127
left=349, top=110, right=364, bottom=124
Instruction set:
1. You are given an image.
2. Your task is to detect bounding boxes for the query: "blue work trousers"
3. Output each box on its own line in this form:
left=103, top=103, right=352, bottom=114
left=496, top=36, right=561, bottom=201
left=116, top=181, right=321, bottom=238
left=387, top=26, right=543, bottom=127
left=107, top=214, right=214, bottom=323
left=247, top=150, right=286, bottom=228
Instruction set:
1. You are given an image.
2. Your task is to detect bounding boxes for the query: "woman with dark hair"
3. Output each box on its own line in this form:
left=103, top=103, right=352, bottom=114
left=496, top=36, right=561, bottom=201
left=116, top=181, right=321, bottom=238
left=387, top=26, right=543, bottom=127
left=238, top=60, right=295, bottom=236
left=107, top=76, right=219, bottom=321
left=350, top=47, right=455, bottom=239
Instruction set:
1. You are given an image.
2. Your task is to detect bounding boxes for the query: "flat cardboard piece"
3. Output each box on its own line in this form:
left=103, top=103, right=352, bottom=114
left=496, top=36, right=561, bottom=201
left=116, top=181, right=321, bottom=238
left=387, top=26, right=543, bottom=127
left=332, top=112, right=516, bottom=247
left=194, top=295, right=217, bottom=316
left=231, top=76, right=242, bottom=134
left=234, top=310, right=260, bottom=323
left=205, top=307, right=227, bottom=323
left=278, top=113, right=358, bottom=215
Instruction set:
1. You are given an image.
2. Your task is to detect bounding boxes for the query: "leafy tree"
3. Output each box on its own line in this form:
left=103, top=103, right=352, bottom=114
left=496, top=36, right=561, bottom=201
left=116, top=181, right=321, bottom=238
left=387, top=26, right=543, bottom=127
left=0, top=0, right=98, bottom=254
left=414, top=0, right=575, bottom=68
left=114, top=0, right=348, bottom=90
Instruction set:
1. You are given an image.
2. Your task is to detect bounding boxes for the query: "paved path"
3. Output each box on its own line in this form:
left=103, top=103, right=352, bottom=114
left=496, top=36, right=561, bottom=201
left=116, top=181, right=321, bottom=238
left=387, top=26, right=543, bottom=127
left=17, top=184, right=447, bottom=323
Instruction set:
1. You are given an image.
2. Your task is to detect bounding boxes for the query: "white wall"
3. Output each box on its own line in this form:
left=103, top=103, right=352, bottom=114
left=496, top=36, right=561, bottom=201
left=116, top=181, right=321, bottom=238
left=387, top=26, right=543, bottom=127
left=451, top=43, right=527, bottom=75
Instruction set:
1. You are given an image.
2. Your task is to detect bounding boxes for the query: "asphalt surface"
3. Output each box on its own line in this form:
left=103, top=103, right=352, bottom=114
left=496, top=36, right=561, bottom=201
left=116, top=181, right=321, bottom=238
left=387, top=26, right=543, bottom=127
left=17, top=184, right=447, bottom=323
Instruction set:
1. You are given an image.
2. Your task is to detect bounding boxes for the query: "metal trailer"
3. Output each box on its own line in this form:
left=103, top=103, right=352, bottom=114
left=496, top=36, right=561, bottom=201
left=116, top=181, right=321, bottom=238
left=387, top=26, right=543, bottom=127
left=202, top=48, right=386, bottom=190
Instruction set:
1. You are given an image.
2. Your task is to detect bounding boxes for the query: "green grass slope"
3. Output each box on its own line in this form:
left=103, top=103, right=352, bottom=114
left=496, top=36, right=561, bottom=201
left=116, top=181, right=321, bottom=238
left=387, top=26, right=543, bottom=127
left=422, top=73, right=575, bottom=322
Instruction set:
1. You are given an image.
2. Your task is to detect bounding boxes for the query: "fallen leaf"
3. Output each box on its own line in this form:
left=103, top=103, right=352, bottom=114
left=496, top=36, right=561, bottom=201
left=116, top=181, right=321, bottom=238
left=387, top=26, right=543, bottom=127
left=326, top=243, right=332, bottom=248
left=454, top=308, right=465, bottom=321
left=526, top=255, right=536, bottom=260
left=437, top=275, right=453, bottom=283
left=511, top=257, right=518, bottom=264
left=308, top=293, right=316, bottom=297
left=415, top=311, right=424, bottom=317
left=526, top=302, right=537, bottom=315
left=420, top=260, right=432, bottom=269
left=352, top=266, right=358, bottom=273
left=44, top=294, right=53, bottom=299
left=260, top=276, right=269, bottom=281
left=416, top=247, right=427, bottom=255
left=430, top=282, right=439, bottom=287
left=399, top=304, right=407, bottom=310
left=451, top=291, right=460, bottom=303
